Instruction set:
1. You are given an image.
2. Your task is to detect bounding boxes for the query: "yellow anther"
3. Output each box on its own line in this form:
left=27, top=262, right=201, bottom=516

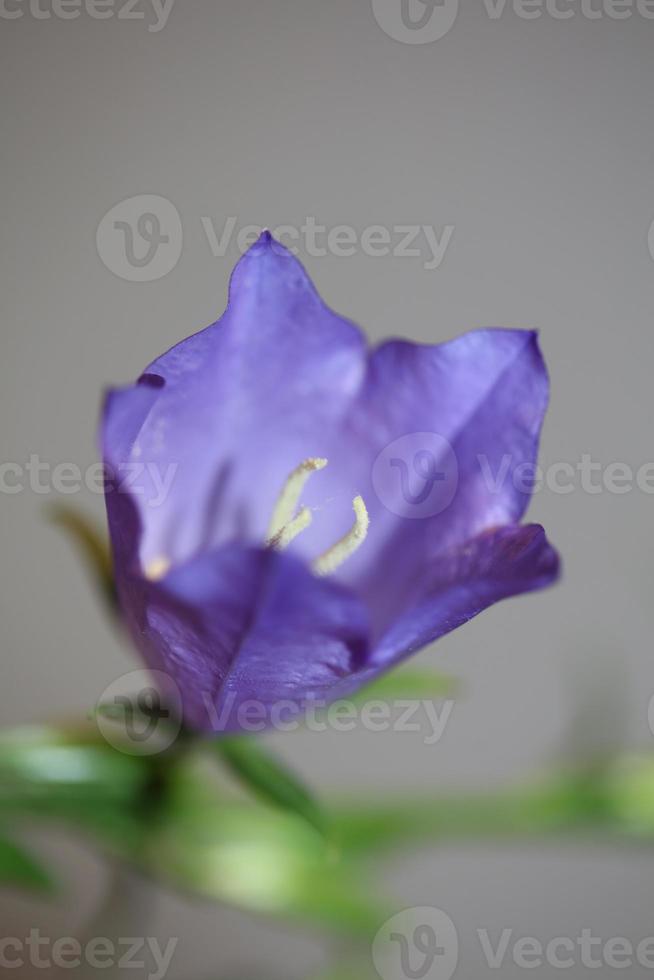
left=267, top=457, right=369, bottom=575
left=312, top=495, right=369, bottom=577
left=144, top=556, right=171, bottom=581
left=266, top=457, right=327, bottom=542
left=267, top=506, right=313, bottom=551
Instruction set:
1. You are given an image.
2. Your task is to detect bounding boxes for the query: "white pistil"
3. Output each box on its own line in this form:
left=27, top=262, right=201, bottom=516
left=266, top=457, right=327, bottom=542
left=144, top=556, right=171, bottom=581
left=311, top=494, right=369, bottom=577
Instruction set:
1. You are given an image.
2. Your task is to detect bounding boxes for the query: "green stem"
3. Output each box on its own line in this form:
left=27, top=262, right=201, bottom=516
left=333, top=770, right=633, bottom=857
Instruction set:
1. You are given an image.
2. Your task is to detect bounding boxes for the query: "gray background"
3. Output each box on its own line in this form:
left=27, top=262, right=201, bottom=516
left=1, top=0, right=654, bottom=976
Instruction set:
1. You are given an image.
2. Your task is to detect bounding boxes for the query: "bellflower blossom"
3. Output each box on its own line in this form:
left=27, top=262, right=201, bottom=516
left=101, top=232, right=559, bottom=732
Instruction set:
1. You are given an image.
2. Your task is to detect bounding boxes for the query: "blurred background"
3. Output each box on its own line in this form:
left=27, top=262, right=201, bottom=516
left=1, top=0, right=653, bottom=976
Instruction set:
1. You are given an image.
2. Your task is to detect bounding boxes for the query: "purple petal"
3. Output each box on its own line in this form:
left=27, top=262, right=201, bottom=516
left=120, top=543, right=370, bottom=732
left=100, top=236, right=560, bottom=730
left=101, top=233, right=367, bottom=575
left=319, top=329, right=551, bottom=633
left=370, top=524, right=559, bottom=669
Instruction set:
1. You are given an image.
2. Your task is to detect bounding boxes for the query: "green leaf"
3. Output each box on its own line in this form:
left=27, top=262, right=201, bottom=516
left=47, top=504, right=117, bottom=613
left=142, top=762, right=386, bottom=937
left=0, top=725, right=152, bottom=851
left=605, top=755, right=654, bottom=834
left=331, top=773, right=624, bottom=857
left=351, top=668, right=458, bottom=704
left=214, top=737, right=327, bottom=836
left=0, top=836, right=54, bottom=892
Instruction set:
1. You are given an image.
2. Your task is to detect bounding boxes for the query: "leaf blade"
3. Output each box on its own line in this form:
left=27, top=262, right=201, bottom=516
left=0, top=836, right=54, bottom=893
left=351, top=668, right=458, bottom=704
left=215, top=737, right=327, bottom=836
left=47, top=504, right=117, bottom=613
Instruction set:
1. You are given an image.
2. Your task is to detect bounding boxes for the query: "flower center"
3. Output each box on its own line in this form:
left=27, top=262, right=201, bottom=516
left=266, top=457, right=369, bottom=576
left=144, top=457, right=369, bottom=582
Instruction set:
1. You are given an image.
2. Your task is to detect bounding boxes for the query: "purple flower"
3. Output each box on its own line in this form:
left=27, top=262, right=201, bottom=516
left=102, top=232, right=559, bottom=733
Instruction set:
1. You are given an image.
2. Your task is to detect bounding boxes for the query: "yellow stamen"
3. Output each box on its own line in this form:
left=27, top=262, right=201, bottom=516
left=144, top=556, right=171, bottom=581
left=266, top=457, right=327, bottom=542
left=145, top=458, right=369, bottom=582
left=312, top=495, right=369, bottom=577
left=267, top=506, right=312, bottom=551
left=266, top=456, right=370, bottom=574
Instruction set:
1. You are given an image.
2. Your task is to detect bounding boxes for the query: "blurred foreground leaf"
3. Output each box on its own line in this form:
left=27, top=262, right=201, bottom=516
left=0, top=725, right=385, bottom=936
left=215, top=737, right=327, bottom=837
left=142, top=760, right=386, bottom=937
left=0, top=835, right=53, bottom=892
left=333, top=761, right=654, bottom=857
left=8, top=720, right=654, bottom=940
left=0, top=725, right=151, bottom=851
left=352, top=668, right=458, bottom=703
left=606, top=755, right=654, bottom=834
left=48, top=504, right=116, bottom=613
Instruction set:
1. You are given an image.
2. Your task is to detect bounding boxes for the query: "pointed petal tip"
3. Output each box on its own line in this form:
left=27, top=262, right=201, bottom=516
left=226, top=226, right=314, bottom=309
left=498, top=522, right=561, bottom=588
left=238, top=227, right=295, bottom=261
left=240, top=228, right=273, bottom=256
